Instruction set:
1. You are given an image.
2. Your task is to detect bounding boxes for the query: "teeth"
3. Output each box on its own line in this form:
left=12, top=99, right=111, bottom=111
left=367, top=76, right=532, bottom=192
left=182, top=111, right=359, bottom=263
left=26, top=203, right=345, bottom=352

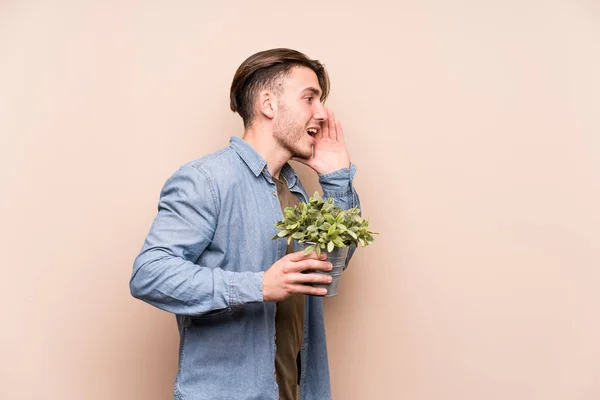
left=307, top=128, right=317, bottom=135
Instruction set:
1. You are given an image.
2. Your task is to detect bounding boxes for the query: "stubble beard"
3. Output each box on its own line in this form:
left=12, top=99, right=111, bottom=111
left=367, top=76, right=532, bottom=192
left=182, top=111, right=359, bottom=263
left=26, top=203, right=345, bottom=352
left=273, top=105, right=313, bottom=159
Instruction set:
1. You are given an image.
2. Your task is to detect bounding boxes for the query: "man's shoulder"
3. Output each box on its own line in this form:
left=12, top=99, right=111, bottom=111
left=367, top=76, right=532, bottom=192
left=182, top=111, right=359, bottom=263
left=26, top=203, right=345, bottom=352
left=181, top=145, right=236, bottom=172
left=173, top=143, right=247, bottom=186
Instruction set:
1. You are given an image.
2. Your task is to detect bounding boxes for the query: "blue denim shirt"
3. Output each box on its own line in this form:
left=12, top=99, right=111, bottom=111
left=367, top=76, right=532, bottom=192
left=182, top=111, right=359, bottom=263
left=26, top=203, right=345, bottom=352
left=130, top=136, right=360, bottom=400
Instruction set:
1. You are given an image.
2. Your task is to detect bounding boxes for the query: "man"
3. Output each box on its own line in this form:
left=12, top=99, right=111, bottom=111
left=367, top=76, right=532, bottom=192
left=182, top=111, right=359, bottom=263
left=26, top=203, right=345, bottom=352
left=130, top=48, right=360, bottom=400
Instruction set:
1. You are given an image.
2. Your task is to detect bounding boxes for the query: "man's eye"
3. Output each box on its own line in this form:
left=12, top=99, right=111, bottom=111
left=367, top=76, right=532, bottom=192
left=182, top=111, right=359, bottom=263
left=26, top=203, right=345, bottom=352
left=305, top=97, right=313, bottom=102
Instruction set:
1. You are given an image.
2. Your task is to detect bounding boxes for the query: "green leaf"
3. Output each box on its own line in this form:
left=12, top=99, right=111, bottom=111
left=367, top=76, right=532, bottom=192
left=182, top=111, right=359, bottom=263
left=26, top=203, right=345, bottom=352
left=328, top=224, right=336, bottom=236
left=303, top=244, right=315, bottom=255
left=315, top=246, right=321, bottom=257
left=271, top=191, right=376, bottom=253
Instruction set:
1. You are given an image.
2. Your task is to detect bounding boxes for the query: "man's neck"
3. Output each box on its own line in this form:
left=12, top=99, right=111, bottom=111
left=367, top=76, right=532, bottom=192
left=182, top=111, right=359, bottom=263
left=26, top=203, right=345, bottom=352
left=242, top=126, right=291, bottom=180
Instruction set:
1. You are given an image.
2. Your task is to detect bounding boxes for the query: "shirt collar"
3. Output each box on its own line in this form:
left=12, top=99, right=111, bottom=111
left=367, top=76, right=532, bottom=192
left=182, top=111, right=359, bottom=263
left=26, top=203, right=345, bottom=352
left=229, top=136, right=298, bottom=188
left=279, top=163, right=298, bottom=188
left=229, top=136, right=267, bottom=177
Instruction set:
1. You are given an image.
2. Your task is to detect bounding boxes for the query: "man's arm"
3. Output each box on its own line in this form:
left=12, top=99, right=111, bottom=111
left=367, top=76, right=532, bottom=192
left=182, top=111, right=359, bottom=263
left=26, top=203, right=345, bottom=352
left=318, top=164, right=361, bottom=268
left=292, top=108, right=361, bottom=268
left=130, top=165, right=263, bottom=316
left=318, top=163, right=360, bottom=211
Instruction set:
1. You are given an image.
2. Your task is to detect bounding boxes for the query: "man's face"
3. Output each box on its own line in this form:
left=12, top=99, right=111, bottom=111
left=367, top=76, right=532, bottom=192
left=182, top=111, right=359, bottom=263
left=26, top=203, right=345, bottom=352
left=272, top=67, right=327, bottom=159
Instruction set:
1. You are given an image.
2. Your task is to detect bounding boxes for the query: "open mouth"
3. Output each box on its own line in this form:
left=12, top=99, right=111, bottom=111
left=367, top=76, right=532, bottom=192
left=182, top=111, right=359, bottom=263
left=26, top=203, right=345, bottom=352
left=307, top=127, right=318, bottom=137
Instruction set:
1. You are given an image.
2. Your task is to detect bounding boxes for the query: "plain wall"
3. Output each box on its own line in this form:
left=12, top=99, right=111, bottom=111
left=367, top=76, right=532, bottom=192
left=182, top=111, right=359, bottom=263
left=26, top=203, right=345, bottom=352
left=1, top=1, right=599, bottom=399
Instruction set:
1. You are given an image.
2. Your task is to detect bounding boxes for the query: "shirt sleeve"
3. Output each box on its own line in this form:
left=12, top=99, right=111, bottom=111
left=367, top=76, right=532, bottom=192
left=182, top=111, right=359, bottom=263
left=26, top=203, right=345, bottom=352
left=318, top=162, right=361, bottom=269
left=130, top=165, right=264, bottom=316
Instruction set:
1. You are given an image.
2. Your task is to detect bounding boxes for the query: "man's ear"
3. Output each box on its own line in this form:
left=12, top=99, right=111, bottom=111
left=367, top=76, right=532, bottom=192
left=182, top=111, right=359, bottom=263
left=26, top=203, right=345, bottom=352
left=258, top=90, right=276, bottom=120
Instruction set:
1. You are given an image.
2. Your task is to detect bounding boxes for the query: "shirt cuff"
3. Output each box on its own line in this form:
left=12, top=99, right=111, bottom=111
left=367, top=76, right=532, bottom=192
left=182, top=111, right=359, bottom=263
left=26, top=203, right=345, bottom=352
left=318, top=163, right=357, bottom=196
left=229, top=271, right=264, bottom=306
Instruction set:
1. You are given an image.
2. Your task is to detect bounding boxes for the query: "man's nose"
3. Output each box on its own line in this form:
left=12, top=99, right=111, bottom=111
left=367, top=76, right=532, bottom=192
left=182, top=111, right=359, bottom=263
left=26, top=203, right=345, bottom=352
left=314, top=105, right=328, bottom=121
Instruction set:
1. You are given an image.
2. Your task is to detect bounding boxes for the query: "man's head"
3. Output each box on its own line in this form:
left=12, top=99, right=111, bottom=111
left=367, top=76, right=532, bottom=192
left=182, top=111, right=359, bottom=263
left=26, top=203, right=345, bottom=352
left=230, top=48, right=330, bottom=158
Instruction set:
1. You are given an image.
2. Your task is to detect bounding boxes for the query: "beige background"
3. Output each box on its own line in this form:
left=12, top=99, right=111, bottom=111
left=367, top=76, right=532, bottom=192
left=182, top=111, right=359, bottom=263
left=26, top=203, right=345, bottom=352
left=1, top=1, right=599, bottom=399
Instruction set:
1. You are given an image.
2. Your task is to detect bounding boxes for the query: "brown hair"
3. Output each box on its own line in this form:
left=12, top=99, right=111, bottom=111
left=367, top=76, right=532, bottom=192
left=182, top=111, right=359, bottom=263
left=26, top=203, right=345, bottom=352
left=230, top=48, right=330, bottom=128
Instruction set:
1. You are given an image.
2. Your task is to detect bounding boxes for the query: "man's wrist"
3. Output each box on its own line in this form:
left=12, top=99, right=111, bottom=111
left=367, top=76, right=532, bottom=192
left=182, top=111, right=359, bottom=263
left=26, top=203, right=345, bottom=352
left=316, top=163, right=350, bottom=175
left=318, top=163, right=357, bottom=195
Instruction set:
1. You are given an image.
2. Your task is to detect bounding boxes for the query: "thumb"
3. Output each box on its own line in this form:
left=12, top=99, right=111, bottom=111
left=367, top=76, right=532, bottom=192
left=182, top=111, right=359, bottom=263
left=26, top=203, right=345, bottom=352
left=291, top=157, right=315, bottom=168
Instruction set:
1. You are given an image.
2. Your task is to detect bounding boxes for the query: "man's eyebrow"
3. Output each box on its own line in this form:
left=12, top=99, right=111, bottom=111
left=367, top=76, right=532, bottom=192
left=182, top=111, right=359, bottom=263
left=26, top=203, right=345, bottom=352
left=302, top=87, right=322, bottom=96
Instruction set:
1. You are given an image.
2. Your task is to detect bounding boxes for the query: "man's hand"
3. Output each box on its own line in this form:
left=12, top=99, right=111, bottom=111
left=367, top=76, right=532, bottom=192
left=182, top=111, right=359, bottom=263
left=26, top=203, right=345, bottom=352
left=293, top=109, right=351, bottom=175
left=263, top=250, right=333, bottom=301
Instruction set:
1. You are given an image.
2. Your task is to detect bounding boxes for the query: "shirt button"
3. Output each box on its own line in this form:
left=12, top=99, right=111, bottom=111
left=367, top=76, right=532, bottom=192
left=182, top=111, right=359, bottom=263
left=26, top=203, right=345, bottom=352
left=273, top=191, right=277, bottom=196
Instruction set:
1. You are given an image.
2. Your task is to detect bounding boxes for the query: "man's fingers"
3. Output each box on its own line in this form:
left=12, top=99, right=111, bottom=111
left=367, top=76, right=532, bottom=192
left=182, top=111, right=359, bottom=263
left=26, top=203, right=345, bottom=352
left=296, top=259, right=333, bottom=272
left=287, top=249, right=327, bottom=262
left=281, top=256, right=332, bottom=273
left=286, top=272, right=333, bottom=285
left=286, top=259, right=332, bottom=273
left=289, top=284, right=328, bottom=296
left=321, top=110, right=330, bottom=139
left=327, top=110, right=336, bottom=141
left=335, top=120, right=345, bottom=144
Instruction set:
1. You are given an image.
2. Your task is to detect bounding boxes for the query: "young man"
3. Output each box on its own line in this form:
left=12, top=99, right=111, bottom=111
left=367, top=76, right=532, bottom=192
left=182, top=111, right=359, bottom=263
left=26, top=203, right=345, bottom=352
left=130, top=48, right=360, bottom=400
